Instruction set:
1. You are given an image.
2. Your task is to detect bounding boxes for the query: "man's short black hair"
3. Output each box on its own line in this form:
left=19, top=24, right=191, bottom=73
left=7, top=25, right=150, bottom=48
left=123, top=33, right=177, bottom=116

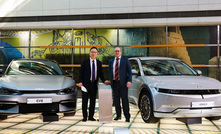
left=90, top=47, right=98, bottom=52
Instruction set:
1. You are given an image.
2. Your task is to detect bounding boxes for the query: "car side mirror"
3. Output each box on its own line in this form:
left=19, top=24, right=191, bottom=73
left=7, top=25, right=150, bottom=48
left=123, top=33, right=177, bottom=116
left=65, top=70, right=73, bottom=78
left=196, top=70, right=202, bottom=75
left=0, top=69, right=3, bottom=75
left=132, top=69, right=138, bottom=75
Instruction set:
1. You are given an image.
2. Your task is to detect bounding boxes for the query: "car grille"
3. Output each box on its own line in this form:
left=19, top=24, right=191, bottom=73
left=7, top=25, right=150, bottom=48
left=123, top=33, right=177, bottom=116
left=18, top=91, right=58, bottom=94
left=61, top=101, right=76, bottom=108
left=158, top=88, right=221, bottom=94
left=19, top=103, right=59, bottom=113
left=0, top=104, right=17, bottom=110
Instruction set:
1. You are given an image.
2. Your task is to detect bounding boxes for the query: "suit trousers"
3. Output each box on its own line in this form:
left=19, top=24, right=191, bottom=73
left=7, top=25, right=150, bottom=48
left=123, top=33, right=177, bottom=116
left=82, top=81, right=97, bottom=119
left=113, top=81, right=130, bottom=119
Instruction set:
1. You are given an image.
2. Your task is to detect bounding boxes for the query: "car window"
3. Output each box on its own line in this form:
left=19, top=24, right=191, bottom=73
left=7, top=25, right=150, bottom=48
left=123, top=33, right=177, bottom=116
left=6, top=61, right=63, bottom=75
left=129, top=60, right=140, bottom=74
left=141, top=60, right=197, bottom=76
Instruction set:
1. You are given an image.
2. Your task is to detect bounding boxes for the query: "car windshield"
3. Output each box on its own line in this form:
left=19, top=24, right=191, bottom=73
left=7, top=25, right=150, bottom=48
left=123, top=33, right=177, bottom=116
left=141, top=60, right=198, bottom=76
left=6, top=60, right=63, bottom=75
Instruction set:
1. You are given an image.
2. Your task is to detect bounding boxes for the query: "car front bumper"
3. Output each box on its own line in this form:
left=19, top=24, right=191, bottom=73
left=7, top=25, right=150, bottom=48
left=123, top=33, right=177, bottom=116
left=154, top=107, right=221, bottom=118
left=153, top=93, right=221, bottom=118
left=0, top=93, right=77, bottom=114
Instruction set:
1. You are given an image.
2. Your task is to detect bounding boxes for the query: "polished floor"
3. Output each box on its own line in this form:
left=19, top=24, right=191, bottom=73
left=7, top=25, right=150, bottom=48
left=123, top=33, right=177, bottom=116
left=0, top=99, right=221, bottom=134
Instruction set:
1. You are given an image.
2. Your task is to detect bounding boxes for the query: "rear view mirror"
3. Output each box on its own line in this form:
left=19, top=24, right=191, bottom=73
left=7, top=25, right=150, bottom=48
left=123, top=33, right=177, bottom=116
left=132, top=69, right=138, bottom=75
left=196, top=70, right=202, bottom=75
left=65, top=70, right=73, bottom=78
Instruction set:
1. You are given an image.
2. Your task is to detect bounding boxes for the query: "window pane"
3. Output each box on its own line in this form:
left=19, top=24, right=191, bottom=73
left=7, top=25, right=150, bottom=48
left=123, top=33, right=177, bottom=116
left=119, top=27, right=166, bottom=57
left=0, top=30, right=27, bottom=72
left=31, top=30, right=72, bottom=64
left=179, top=26, right=217, bottom=77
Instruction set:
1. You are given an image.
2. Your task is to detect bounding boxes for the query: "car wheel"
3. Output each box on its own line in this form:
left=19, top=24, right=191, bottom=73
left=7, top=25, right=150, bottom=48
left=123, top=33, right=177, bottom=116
left=63, top=111, right=76, bottom=116
left=140, top=91, right=159, bottom=123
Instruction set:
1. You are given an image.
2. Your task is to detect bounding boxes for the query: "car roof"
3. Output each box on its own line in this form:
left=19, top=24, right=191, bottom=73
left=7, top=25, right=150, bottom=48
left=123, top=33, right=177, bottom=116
left=129, top=57, right=181, bottom=61
left=12, top=58, right=57, bottom=63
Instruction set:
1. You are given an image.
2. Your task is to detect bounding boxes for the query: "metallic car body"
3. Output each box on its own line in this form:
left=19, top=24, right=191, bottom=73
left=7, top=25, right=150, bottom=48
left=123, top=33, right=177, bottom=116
left=0, top=59, right=77, bottom=115
left=128, top=57, right=221, bottom=122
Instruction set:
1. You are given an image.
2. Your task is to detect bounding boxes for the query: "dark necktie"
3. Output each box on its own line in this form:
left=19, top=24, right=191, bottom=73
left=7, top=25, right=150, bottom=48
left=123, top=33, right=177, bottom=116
left=92, top=60, right=95, bottom=82
left=115, top=58, right=119, bottom=81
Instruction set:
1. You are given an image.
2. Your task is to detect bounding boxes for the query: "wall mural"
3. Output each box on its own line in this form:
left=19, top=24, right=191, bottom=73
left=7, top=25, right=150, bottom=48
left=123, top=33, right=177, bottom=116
left=149, top=27, right=191, bottom=65
left=86, top=30, right=114, bottom=56
left=30, top=29, right=115, bottom=63
left=0, top=41, right=24, bottom=72
left=180, top=26, right=217, bottom=78
left=0, top=31, right=27, bottom=72
left=31, top=30, right=72, bottom=59
left=0, top=27, right=219, bottom=78
left=119, top=28, right=148, bottom=57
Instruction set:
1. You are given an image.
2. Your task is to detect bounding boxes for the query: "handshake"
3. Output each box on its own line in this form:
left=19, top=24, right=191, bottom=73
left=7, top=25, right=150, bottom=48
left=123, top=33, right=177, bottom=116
left=78, top=80, right=111, bottom=88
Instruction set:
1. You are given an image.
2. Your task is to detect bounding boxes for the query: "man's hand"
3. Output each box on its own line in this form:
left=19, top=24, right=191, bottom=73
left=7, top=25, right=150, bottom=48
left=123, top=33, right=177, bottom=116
left=104, top=80, right=111, bottom=85
left=127, top=81, right=131, bottom=88
left=78, top=83, right=83, bottom=87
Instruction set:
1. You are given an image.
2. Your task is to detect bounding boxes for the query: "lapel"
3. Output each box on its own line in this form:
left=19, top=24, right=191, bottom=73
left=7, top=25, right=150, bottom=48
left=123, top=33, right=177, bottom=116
left=119, top=57, right=124, bottom=70
left=111, top=59, right=114, bottom=72
left=87, top=58, right=91, bottom=74
left=96, top=59, right=99, bottom=74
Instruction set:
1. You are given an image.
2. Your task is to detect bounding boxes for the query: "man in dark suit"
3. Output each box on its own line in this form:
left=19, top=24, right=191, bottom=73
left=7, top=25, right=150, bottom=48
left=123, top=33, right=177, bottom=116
left=79, top=47, right=109, bottom=122
left=108, top=47, right=132, bottom=122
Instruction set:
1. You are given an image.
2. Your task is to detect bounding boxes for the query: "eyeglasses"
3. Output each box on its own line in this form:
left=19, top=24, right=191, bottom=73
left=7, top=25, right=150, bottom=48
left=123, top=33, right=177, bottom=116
left=90, top=51, right=97, bottom=53
left=114, top=50, right=121, bottom=52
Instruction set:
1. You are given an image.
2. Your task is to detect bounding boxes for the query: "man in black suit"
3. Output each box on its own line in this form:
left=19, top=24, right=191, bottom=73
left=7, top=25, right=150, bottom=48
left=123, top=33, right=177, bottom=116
left=108, top=47, right=132, bottom=122
left=79, top=47, right=109, bottom=122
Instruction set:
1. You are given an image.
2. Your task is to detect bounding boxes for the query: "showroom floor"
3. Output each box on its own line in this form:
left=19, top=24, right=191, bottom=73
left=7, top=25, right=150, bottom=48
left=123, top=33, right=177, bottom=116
left=0, top=99, right=221, bottom=134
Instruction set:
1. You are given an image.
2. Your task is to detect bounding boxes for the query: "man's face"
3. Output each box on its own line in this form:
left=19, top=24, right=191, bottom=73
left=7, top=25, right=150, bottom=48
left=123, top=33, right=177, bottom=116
left=114, top=48, right=122, bottom=58
left=89, top=48, right=98, bottom=60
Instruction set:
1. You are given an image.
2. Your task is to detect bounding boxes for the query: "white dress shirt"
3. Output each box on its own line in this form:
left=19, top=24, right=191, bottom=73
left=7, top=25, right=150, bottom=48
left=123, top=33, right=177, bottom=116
left=113, top=56, right=121, bottom=80
left=90, top=58, right=97, bottom=81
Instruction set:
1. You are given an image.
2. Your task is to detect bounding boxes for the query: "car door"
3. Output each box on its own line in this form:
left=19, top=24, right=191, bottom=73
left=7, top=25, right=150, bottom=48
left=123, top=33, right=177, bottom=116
left=128, top=59, right=143, bottom=105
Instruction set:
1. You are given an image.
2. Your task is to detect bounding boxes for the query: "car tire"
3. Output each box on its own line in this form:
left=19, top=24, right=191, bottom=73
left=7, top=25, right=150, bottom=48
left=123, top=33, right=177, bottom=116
left=140, top=91, right=159, bottom=123
left=63, top=111, right=76, bottom=116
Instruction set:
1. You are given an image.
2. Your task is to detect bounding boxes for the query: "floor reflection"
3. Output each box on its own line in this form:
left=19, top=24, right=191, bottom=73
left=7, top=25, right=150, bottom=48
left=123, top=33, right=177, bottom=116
left=0, top=99, right=220, bottom=134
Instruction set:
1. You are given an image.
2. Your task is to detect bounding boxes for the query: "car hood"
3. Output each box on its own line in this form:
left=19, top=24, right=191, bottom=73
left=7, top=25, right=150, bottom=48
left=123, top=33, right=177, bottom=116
left=0, top=75, right=75, bottom=91
left=143, top=75, right=221, bottom=90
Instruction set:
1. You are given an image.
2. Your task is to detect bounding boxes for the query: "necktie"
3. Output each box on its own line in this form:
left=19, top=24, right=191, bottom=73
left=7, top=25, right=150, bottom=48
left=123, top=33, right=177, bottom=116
left=115, top=58, right=119, bottom=81
left=92, top=60, right=95, bottom=82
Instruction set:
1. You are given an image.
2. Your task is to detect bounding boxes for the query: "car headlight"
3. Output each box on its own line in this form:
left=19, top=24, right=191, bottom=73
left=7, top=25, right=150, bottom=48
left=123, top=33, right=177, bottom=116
left=0, top=87, right=21, bottom=95
left=157, top=88, right=185, bottom=94
left=57, top=85, right=76, bottom=95
left=158, top=88, right=221, bottom=95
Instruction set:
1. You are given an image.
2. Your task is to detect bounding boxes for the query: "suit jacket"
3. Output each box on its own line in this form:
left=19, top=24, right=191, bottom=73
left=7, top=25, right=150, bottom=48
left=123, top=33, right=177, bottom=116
left=79, top=58, right=105, bottom=91
left=108, top=57, right=132, bottom=88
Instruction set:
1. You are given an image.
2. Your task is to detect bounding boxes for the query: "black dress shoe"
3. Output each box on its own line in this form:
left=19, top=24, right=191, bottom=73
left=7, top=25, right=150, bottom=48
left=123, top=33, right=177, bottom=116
left=82, top=118, right=87, bottom=122
left=125, top=118, right=130, bottom=122
left=114, top=117, right=121, bottom=120
left=88, top=118, right=96, bottom=121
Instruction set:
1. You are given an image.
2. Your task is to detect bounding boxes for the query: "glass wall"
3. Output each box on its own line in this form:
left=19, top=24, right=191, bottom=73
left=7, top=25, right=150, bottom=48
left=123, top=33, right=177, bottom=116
left=0, top=26, right=221, bottom=81
left=179, top=26, right=217, bottom=77
left=0, top=30, right=28, bottom=72
left=31, top=29, right=72, bottom=63
left=119, top=27, right=166, bottom=57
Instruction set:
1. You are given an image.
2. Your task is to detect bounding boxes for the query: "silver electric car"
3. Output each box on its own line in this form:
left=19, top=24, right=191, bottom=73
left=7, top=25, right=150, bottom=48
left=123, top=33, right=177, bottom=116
left=129, top=57, right=221, bottom=123
left=0, top=59, right=77, bottom=118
